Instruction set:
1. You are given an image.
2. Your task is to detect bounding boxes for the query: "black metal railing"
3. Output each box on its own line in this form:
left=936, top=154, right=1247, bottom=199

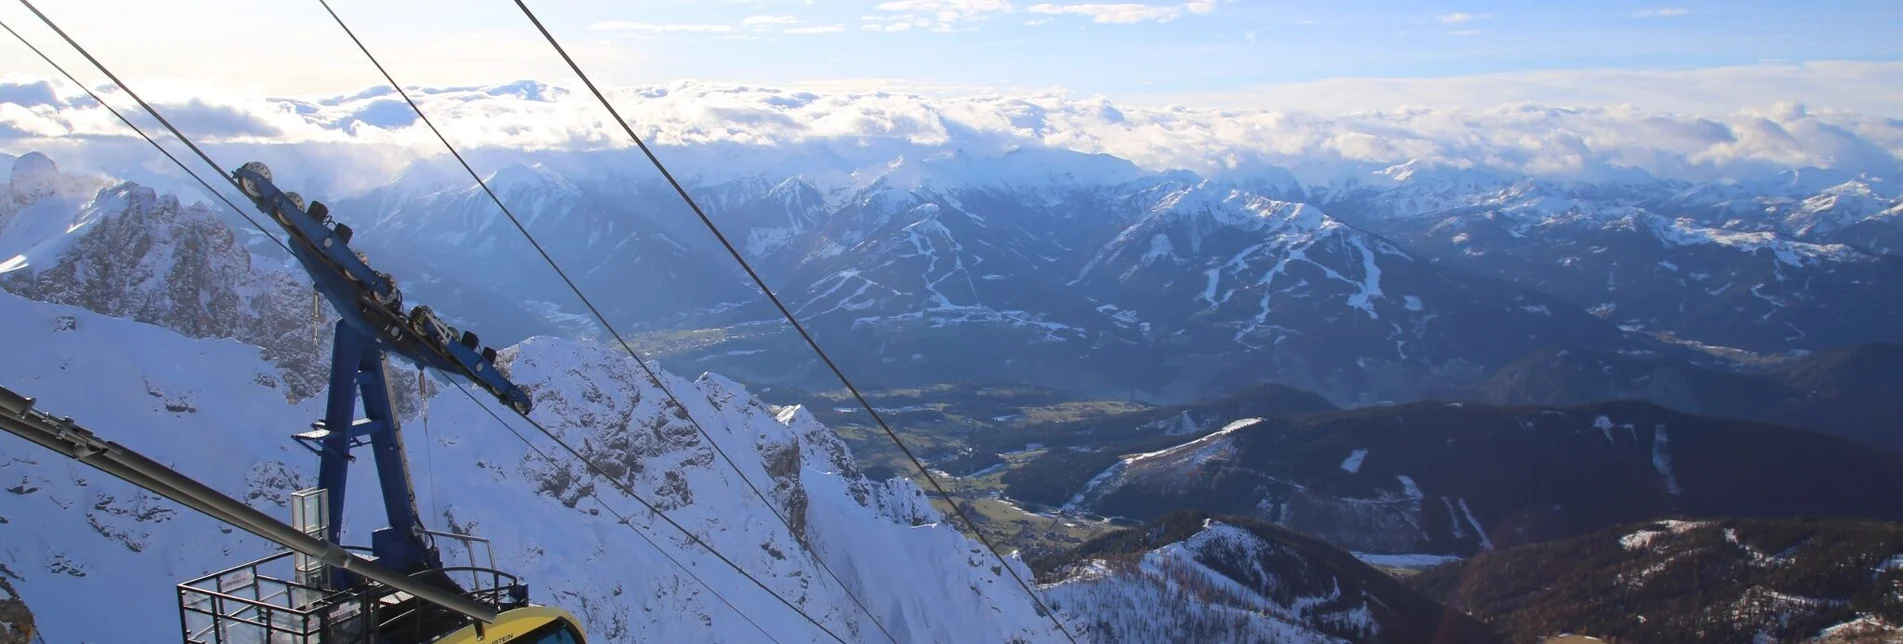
left=178, top=533, right=527, bottom=644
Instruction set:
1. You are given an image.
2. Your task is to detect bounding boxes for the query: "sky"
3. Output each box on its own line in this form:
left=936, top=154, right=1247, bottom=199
left=2, top=0, right=1901, bottom=115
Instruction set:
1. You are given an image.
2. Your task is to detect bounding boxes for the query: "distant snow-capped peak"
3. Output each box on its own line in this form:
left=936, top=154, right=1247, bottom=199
left=1149, top=185, right=1335, bottom=237
left=1786, top=178, right=1902, bottom=234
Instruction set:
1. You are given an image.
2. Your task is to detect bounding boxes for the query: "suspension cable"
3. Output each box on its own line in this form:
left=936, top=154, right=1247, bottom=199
left=449, top=381, right=785, bottom=644
left=312, top=3, right=895, bottom=642
left=14, top=5, right=831, bottom=641
left=0, top=14, right=293, bottom=259
left=511, top=2, right=1079, bottom=639
left=450, top=380, right=825, bottom=644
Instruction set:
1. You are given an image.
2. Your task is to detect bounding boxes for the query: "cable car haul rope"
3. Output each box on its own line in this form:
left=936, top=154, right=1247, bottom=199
left=0, top=0, right=1080, bottom=641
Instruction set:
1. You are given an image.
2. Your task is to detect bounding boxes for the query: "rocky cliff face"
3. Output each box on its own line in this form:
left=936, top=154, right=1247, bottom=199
left=0, top=153, right=340, bottom=401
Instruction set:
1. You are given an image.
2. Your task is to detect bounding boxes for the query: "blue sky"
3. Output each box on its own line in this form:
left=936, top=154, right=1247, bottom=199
left=3, top=0, right=1900, bottom=113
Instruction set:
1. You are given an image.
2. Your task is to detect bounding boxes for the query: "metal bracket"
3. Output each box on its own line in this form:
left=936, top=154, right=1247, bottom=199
left=291, top=421, right=365, bottom=461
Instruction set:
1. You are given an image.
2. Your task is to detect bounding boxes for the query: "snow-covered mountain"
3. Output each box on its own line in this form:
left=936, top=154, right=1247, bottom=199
left=0, top=152, right=337, bottom=401
left=1413, top=516, right=1903, bottom=642
left=1065, top=183, right=1619, bottom=402
left=1332, top=177, right=1903, bottom=354
left=14, top=74, right=1903, bottom=401
left=337, top=159, right=757, bottom=335
left=18, top=123, right=1903, bottom=408
left=1035, top=400, right=1903, bottom=556
left=6, top=72, right=1903, bottom=640
left=0, top=155, right=1075, bottom=643
left=1033, top=512, right=1501, bottom=644
left=1460, top=344, right=1903, bottom=453
left=0, top=289, right=1074, bottom=643
left=301, top=147, right=1638, bottom=406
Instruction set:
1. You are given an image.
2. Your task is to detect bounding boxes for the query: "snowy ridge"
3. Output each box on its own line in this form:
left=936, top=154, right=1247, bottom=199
left=0, top=287, right=1070, bottom=642
left=1035, top=512, right=1504, bottom=643
left=1071, top=182, right=1439, bottom=364
left=1438, top=516, right=1903, bottom=643
left=1122, top=417, right=1262, bottom=466
left=1060, top=418, right=1261, bottom=511
left=1643, top=215, right=1865, bottom=267
left=0, top=154, right=113, bottom=272
left=1041, top=521, right=1373, bottom=644
left=0, top=154, right=336, bottom=400
left=1785, top=179, right=1901, bottom=235
left=1076, top=187, right=1339, bottom=283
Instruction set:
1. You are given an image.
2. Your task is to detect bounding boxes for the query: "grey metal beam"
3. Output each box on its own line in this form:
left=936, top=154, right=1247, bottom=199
left=0, top=384, right=498, bottom=624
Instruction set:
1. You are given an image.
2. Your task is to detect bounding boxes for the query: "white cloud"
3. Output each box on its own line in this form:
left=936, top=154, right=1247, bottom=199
left=4, top=68, right=1898, bottom=188
left=866, top=0, right=1011, bottom=32
left=1148, top=61, right=1903, bottom=117
left=590, top=22, right=735, bottom=33
left=1437, top=12, right=1486, bottom=23
left=874, top=0, right=1013, bottom=22
left=587, top=14, right=817, bottom=36
left=1635, top=8, right=1691, bottom=17
left=1183, top=0, right=1221, bottom=14
left=741, top=15, right=802, bottom=26
left=875, top=0, right=1013, bottom=11
left=1029, top=3, right=1184, bottom=24
left=785, top=25, right=848, bottom=34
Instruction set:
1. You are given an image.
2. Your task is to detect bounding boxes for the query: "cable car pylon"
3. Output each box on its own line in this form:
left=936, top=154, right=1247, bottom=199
left=0, top=159, right=590, bottom=642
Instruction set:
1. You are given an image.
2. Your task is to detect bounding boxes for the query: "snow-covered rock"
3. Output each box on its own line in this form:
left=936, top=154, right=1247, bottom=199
left=1785, top=180, right=1899, bottom=236
left=0, top=153, right=336, bottom=400
left=0, top=286, right=1068, bottom=643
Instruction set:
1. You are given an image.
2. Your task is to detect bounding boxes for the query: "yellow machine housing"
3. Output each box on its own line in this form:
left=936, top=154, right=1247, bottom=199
left=435, top=606, right=587, bottom=644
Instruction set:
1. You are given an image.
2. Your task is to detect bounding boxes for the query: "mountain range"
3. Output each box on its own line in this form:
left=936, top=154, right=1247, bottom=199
left=0, top=152, right=1076, bottom=643
left=5, top=76, right=1903, bottom=642
left=1005, top=395, right=1903, bottom=557
left=1412, top=516, right=1903, bottom=642
left=211, top=130, right=1896, bottom=411
left=1033, top=511, right=1501, bottom=643
left=1458, top=344, right=1903, bottom=452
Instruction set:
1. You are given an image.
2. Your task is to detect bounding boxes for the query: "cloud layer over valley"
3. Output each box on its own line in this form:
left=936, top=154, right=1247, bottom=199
left=2, top=75, right=1899, bottom=195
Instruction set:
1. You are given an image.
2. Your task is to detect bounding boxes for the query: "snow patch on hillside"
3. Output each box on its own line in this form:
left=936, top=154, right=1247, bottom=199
left=1653, top=424, right=1684, bottom=497
left=1340, top=449, right=1368, bottom=474
left=1457, top=499, right=1495, bottom=551
left=1620, top=520, right=1712, bottom=551
left=1594, top=415, right=1617, bottom=443
left=1124, top=417, right=1263, bottom=466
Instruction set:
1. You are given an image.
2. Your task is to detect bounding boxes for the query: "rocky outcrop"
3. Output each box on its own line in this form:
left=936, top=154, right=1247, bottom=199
left=0, top=571, right=32, bottom=644
left=0, top=153, right=335, bottom=400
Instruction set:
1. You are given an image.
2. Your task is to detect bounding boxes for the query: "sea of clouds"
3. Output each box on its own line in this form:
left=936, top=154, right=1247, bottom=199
left=3, top=76, right=1900, bottom=197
